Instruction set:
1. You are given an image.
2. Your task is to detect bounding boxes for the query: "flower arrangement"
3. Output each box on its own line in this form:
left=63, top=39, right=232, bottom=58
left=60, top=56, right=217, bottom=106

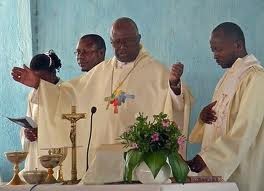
left=119, top=112, right=189, bottom=183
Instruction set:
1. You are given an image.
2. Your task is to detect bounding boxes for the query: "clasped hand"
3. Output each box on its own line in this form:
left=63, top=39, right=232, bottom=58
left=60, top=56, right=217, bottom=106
left=187, top=155, right=206, bottom=173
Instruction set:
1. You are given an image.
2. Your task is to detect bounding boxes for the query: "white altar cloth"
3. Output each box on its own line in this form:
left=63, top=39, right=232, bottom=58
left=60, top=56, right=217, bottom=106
left=0, top=183, right=239, bottom=191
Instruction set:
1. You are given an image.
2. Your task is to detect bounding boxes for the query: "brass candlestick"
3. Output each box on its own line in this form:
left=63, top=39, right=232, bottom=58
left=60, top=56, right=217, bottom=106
left=5, top=151, right=28, bottom=185
left=62, top=106, right=86, bottom=184
left=49, top=147, right=68, bottom=182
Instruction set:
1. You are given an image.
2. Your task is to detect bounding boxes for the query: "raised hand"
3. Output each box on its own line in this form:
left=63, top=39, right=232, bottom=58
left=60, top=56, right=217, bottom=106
left=169, top=62, right=184, bottom=84
left=200, top=101, right=217, bottom=124
left=11, top=64, right=40, bottom=88
left=169, top=62, right=184, bottom=95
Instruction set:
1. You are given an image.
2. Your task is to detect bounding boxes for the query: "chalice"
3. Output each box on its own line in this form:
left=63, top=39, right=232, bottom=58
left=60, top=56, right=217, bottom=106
left=49, top=147, right=68, bottom=182
left=39, top=154, right=62, bottom=184
left=5, top=151, right=28, bottom=185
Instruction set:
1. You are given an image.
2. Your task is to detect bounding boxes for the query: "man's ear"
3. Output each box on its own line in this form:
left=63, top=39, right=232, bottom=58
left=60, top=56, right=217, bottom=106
left=234, top=40, right=243, bottom=51
left=98, top=49, right=105, bottom=58
left=137, top=34, right=141, bottom=42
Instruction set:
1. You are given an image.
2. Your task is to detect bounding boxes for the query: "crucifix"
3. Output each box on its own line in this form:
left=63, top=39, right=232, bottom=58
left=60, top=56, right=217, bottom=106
left=62, top=106, right=86, bottom=184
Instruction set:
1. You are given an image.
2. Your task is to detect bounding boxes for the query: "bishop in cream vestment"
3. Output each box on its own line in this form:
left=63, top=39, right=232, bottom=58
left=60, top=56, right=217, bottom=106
left=36, top=46, right=192, bottom=182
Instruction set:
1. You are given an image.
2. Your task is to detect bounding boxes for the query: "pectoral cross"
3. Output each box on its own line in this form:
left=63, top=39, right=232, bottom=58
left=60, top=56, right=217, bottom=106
left=62, top=106, right=86, bottom=184
left=105, top=90, right=135, bottom=114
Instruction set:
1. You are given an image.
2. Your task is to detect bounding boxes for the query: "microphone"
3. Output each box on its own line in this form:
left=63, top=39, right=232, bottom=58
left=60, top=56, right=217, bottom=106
left=91, top=107, right=97, bottom=114
left=86, top=106, right=97, bottom=171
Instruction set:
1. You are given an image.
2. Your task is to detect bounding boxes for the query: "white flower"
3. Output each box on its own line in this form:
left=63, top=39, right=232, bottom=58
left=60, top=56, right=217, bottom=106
left=134, top=112, right=141, bottom=119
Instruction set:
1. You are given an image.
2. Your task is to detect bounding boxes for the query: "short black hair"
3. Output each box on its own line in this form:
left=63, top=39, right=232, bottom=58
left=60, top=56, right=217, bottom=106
left=213, top=22, right=245, bottom=46
left=80, top=34, right=106, bottom=52
left=30, top=50, right=62, bottom=72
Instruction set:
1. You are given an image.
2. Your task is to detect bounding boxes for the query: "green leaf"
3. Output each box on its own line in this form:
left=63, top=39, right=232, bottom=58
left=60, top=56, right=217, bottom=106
left=124, top=149, right=143, bottom=182
left=168, top=152, right=189, bottom=183
left=143, top=151, right=167, bottom=178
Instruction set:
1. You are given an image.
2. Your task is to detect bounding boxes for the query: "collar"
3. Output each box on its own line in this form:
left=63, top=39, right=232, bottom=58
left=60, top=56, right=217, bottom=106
left=228, top=54, right=258, bottom=73
left=113, top=44, right=148, bottom=69
left=116, top=61, right=134, bottom=69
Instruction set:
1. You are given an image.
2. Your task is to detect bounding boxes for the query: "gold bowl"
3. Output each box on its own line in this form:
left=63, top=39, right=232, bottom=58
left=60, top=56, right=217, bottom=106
left=39, top=154, right=62, bottom=169
left=23, top=169, right=48, bottom=184
left=39, top=154, right=62, bottom=184
left=5, top=151, right=28, bottom=164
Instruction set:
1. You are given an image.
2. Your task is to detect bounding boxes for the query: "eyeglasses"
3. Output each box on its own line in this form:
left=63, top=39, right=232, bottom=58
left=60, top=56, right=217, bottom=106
left=111, top=37, right=139, bottom=48
left=74, top=49, right=97, bottom=56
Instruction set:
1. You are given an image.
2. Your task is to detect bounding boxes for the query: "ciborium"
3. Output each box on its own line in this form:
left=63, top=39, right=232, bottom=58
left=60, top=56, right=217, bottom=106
left=5, top=151, right=28, bottom=185
left=49, top=147, right=68, bottom=182
left=39, top=154, right=62, bottom=184
left=23, top=169, right=48, bottom=184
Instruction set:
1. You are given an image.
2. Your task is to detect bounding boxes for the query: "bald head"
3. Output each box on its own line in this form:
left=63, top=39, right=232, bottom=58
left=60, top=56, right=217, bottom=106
left=110, top=17, right=141, bottom=62
left=111, top=17, right=139, bottom=38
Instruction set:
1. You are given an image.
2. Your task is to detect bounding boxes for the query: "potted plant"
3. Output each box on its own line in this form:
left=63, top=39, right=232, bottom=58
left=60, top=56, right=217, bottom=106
left=119, top=112, right=189, bottom=184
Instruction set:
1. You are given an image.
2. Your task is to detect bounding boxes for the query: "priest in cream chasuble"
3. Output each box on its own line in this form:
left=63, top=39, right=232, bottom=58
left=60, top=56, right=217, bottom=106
left=189, top=22, right=264, bottom=191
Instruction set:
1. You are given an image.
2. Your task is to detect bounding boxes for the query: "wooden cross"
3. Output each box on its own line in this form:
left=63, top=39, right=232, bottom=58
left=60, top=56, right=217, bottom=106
left=62, top=106, right=86, bottom=183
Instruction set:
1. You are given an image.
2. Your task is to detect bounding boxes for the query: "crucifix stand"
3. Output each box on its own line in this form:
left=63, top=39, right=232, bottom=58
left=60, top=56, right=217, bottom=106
left=62, top=106, right=86, bottom=184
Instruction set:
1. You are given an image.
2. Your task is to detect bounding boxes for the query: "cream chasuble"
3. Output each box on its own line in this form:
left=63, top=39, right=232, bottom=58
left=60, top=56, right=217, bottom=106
left=37, top=47, right=193, bottom=182
left=20, top=90, right=43, bottom=171
left=20, top=80, right=63, bottom=174
left=189, top=55, right=264, bottom=191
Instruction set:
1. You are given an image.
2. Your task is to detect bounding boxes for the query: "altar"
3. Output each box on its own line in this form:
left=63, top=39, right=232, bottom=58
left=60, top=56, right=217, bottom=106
left=0, top=183, right=239, bottom=191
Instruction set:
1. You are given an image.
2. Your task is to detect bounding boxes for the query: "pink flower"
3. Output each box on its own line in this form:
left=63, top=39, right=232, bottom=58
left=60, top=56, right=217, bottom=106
left=177, top=136, right=186, bottom=148
left=132, top=143, right=138, bottom=149
left=151, top=132, right=160, bottom=142
left=124, top=127, right=132, bottom=134
left=162, top=119, right=170, bottom=128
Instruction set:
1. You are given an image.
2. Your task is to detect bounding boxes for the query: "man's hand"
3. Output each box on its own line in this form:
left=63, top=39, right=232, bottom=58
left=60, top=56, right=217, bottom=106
left=11, top=64, right=40, bottom=89
left=200, top=101, right=217, bottom=124
left=169, top=62, right=184, bottom=95
left=24, top=128, right=38, bottom=142
left=169, top=62, right=184, bottom=84
left=187, top=155, right=207, bottom=173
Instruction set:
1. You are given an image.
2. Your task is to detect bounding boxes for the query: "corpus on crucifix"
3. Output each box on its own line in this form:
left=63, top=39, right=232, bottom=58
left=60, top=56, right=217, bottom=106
left=62, top=106, right=86, bottom=184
